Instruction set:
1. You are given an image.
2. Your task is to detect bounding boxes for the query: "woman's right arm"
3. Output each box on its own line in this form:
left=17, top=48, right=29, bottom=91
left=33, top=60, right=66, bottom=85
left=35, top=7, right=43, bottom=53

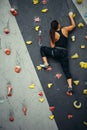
left=64, top=12, right=76, bottom=32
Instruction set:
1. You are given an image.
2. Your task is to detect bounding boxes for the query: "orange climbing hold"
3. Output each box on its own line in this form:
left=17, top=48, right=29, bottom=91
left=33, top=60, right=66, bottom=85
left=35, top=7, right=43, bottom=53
left=5, top=48, right=11, bottom=55
left=22, top=106, right=27, bottom=116
left=15, top=65, right=21, bottom=73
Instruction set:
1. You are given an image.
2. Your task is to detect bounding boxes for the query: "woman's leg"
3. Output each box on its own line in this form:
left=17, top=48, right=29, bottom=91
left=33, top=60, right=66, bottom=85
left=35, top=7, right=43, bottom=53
left=40, top=46, right=53, bottom=68
left=60, top=57, right=73, bottom=94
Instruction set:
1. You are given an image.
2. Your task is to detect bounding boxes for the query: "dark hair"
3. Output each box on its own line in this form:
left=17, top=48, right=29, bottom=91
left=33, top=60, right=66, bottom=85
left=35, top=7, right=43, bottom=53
left=49, top=20, right=59, bottom=43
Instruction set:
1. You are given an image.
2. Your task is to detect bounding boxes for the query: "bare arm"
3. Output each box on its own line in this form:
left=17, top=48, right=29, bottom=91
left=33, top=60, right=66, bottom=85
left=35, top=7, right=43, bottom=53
left=63, top=12, right=76, bottom=32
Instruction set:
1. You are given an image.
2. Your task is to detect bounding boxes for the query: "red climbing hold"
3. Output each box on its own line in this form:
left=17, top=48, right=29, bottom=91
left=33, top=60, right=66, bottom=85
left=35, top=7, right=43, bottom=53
left=9, top=115, right=14, bottom=122
left=38, top=91, right=43, bottom=97
left=67, top=114, right=73, bottom=119
left=4, top=28, right=10, bottom=34
left=15, top=66, right=21, bottom=73
left=22, top=106, right=27, bottom=116
left=7, top=85, right=12, bottom=96
left=55, top=73, right=62, bottom=79
left=49, top=106, right=55, bottom=112
left=10, top=8, right=18, bottom=16
left=5, top=48, right=11, bottom=55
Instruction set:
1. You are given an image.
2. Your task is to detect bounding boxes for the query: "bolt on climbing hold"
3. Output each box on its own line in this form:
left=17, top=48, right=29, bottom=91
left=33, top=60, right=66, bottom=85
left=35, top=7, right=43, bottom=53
left=83, top=89, right=87, bottom=94
left=77, top=0, right=83, bottom=4
left=36, top=65, right=42, bottom=70
left=39, top=97, right=45, bottom=102
left=7, top=85, right=13, bottom=97
left=71, top=35, right=76, bottom=42
left=22, top=105, right=27, bottom=116
left=10, top=8, right=18, bottom=16
left=83, top=121, right=87, bottom=126
left=9, top=110, right=14, bottom=122
left=41, top=8, right=48, bottom=13
left=48, top=83, right=53, bottom=88
left=49, top=115, right=54, bottom=120
left=4, top=48, right=11, bottom=55
left=32, top=0, right=39, bottom=4
left=73, top=100, right=82, bottom=109
left=29, top=84, right=35, bottom=89
left=71, top=53, right=79, bottom=59
left=38, top=91, right=43, bottom=97
left=55, top=73, right=62, bottom=79
left=15, top=65, right=21, bottom=73
left=80, top=45, right=85, bottom=49
left=67, top=114, right=73, bottom=119
left=73, top=80, right=79, bottom=85
left=49, top=106, right=55, bottom=112
left=78, top=22, right=84, bottom=28
left=26, top=41, right=32, bottom=45
left=80, top=62, right=87, bottom=69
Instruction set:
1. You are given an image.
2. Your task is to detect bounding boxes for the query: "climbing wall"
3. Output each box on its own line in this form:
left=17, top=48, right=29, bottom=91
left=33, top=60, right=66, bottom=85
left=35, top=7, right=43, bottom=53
left=0, top=0, right=87, bottom=130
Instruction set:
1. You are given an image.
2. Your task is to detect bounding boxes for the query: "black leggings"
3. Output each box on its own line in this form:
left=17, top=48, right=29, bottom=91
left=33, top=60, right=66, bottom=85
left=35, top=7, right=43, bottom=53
left=40, top=46, right=72, bottom=79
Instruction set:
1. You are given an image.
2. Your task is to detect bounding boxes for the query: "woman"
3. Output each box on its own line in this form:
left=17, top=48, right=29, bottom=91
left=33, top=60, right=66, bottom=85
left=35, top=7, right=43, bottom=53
left=40, top=12, right=76, bottom=95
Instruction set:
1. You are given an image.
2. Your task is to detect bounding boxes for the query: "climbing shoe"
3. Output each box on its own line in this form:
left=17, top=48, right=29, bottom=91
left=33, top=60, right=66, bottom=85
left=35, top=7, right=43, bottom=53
left=66, top=87, right=73, bottom=96
left=40, top=64, right=50, bottom=69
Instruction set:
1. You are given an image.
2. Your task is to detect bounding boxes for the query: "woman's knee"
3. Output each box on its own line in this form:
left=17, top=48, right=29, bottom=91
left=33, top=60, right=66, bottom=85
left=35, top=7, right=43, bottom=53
left=40, top=46, right=46, bottom=57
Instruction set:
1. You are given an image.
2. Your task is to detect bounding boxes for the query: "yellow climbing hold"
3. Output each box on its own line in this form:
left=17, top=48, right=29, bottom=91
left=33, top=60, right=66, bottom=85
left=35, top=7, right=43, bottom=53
left=83, top=121, right=87, bottom=125
left=26, top=41, right=32, bottom=45
left=49, top=115, right=54, bottom=120
left=29, top=84, right=35, bottom=89
left=39, top=97, right=45, bottom=102
left=41, top=8, right=48, bottom=13
left=73, top=80, right=79, bottom=85
left=48, top=83, right=53, bottom=88
left=33, top=0, right=39, bottom=4
left=71, top=53, right=79, bottom=59
left=71, top=35, right=75, bottom=42
left=72, top=13, right=76, bottom=18
left=36, top=66, right=42, bottom=70
left=35, top=26, right=40, bottom=31
left=80, top=45, right=85, bottom=49
left=77, top=0, right=83, bottom=4
left=80, top=62, right=87, bottom=69
left=73, top=100, right=82, bottom=109
left=83, top=89, right=87, bottom=94
left=78, top=22, right=84, bottom=28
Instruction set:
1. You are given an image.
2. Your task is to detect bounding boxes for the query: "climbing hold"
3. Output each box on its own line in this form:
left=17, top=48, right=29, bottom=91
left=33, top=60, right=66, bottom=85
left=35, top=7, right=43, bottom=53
left=34, top=16, right=40, bottom=22
left=80, top=62, right=87, bottom=69
left=35, top=26, right=40, bottom=31
left=83, top=89, right=87, bottom=94
left=55, top=73, right=62, bottom=79
left=29, top=84, right=35, bottom=89
left=49, top=106, right=55, bottom=112
left=48, top=83, right=53, bottom=88
left=77, top=0, right=83, bottom=4
left=73, top=100, right=82, bottom=109
left=36, top=65, right=42, bottom=70
left=41, top=8, right=48, bottom=13
left=4, top=48, right=11, bottom=55
left=67, top=114, right=73, bottom=119
left=22, top=106, right=27, bottom=116
left=32, top=0, right=39, bottom=4
left=9, top=115, right=14, bottom=122
left=38, top=91, right=43, bottom=97
left=7, top=85, right=12, bottom=96
left=73, top=80, right=79, bottom=85
left=78, top=23, right=84, bottom=28
left=42, top=0, right=47, bottom=4
left=49, top=115, right=54, bottom=120
left=71, top=35, right=75, bottom=42
left=4, top=28, right=10, bottom=34
left=39, top=97, right=45, bottom=102
left=71, top=53, right=79, bottom=59
left=83, top=121, right=87, bottom=125
left=72, top=13, right=76, bottom=18
left=15, top=65, right=21, bottom=73
left=26, top=41, right=32, bottom=45
left=10, top=8, right=18, bottom=16
left=80, top=45, right=85, bottom=49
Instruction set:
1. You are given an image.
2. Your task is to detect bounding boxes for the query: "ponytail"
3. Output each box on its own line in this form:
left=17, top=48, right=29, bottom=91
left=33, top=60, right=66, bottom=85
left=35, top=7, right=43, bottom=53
left=49, top=20, right=59, bottom=43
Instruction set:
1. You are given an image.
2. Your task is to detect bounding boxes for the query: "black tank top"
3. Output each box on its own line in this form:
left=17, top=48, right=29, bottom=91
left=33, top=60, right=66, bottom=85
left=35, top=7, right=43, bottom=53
left=55, top=29, right=68, bottom=49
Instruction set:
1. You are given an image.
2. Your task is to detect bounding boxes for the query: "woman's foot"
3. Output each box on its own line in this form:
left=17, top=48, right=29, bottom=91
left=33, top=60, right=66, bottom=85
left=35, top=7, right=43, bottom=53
left=66, top=87, right=73, bottom=96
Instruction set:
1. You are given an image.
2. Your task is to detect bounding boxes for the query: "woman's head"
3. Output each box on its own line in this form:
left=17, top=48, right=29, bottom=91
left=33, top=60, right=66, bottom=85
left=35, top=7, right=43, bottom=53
left=51, top=20, right=59, bottom=31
